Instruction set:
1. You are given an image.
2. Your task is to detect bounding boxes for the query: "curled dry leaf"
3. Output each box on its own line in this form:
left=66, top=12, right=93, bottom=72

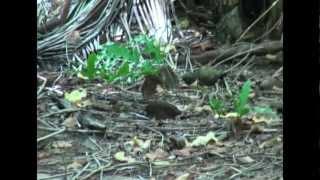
left=259, top=136, right=282, bottom=149
left=175, top=173, right=194, bottom=180
left=251, top=116, right=273, bottom=125
left=173, top=147, right=194, bottom=157
left=67, top=159, right=87, bottom=170
left=133, top=136, right=151, bottom=150
left=207, top=145, right=227, bottom=157
left=145, top=148, right=169, bottom=161
left=125, top=136, right=151, bottom=154
left=191, top=132, right=218, bottom=147
left=37, top=151, right=50, bottom=159
left=52, top=141, right=72, bottom=149
left=76, top=99, right=92, bottom=108
left=163, top=173, right=177, bottom=180
left=221, top=112, right=239, bottom=118
left=194, top=105, right=212, bottom=113
left=238, top=156, right=255, bottom=164
left=64, top=88, right=87, bottom=103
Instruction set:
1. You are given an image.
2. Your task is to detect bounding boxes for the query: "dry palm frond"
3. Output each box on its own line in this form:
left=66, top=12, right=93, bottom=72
left=37, top=0, right=175, bottom=69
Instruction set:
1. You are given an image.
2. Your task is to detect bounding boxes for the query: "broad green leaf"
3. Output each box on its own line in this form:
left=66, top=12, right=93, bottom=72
left=116, top=62, right=130, bottom=77
left=235, top=80, right=251, bottom=117
left=129, top=48, right=140, bottom=62
left=141, top=61, right=157, bottom=75
left=86, top=53, right=97, bottom=79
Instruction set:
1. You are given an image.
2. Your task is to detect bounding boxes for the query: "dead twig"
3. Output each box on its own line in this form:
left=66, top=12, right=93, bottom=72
left=72, top=162, right=91, bottom=180
left=236, top=0, right=281, bottom=42
left=81, top=162, right=145, bottom=180
left=272, top=66, right=283, bottom=78
left=37, top=172, right=74, bottom=180
left=37, top=74, right=47, bottom=96
left=40, top=108, right=81, bottom=118
left=141, top=126, right=165, bottom=147
left=37, top=126, right=131, bottom=136
left=37, top=128, right=66, bottom=142
left=224, top=79, right=233, bottom=97
left=224, top=45, right=252, bottom=73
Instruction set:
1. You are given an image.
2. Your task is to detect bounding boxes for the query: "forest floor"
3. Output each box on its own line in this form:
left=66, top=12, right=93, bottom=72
left=37, top=50, right=283, bottom=180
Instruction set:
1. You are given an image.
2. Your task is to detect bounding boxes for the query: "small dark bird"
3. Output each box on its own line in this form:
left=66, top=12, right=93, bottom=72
left=145, top=101, right=181, bottom=120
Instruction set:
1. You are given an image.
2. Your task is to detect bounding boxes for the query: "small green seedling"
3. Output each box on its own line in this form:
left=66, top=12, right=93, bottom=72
left=209, top=98, right=225, bottom=115
left=83, top=53, right=97, bottom=80
left=234, top=80, right=252, bottom=117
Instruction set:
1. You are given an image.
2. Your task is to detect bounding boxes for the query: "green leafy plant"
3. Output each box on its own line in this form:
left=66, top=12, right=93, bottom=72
left=234, top=80, right=252, bottom=117
left=80, top=34, right=166, bottom=84
left=209, top=98, right=225, bottom=115
left=83, top=53, right=97, bottom=79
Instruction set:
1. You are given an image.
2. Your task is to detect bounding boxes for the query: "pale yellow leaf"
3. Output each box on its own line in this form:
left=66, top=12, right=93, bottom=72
left=64, top=88, right=87, bottom=103
left=238, top=156, right=255, bottom=163
left=132, top=137, right=151, bottom=150
left=52, top=141, right=72, bottom=149
left=252, top=116, right=271, bottom=124
left=76, top=99, right=92, bottom=108
left=114, top=151, right=136, bottom=163
left=221, top=112, right=239, bottom=118
left=114, top=151, right=126, bottom=162
left=191, top=132, right=218, bottom=147
left=175, top=173, right=190, bottom=180
left=67, top=160, right=84, bottom=170
left=77, top=72, right=89, bottom=80
left=194, top=105, right=212, bottom=113
left=259, top=137, right=282, bottom=149
left=152, top=160, right=170, bottom=166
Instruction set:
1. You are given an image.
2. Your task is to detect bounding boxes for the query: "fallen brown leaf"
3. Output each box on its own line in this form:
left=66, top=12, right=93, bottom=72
left=37, top=151, right=50, bottom=159
left=62, top=115, right=78, bottom=128
left=259, top=136, right=282, bottom=148
left=145, top=148, right=169, bottom=161
left=163, top=173, right=177, bottom=180
left=67, top=159, right=87, bottom=170
left=173, top=147, right=194, bottom=157
left=175, top=173, right=195, bottom=180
